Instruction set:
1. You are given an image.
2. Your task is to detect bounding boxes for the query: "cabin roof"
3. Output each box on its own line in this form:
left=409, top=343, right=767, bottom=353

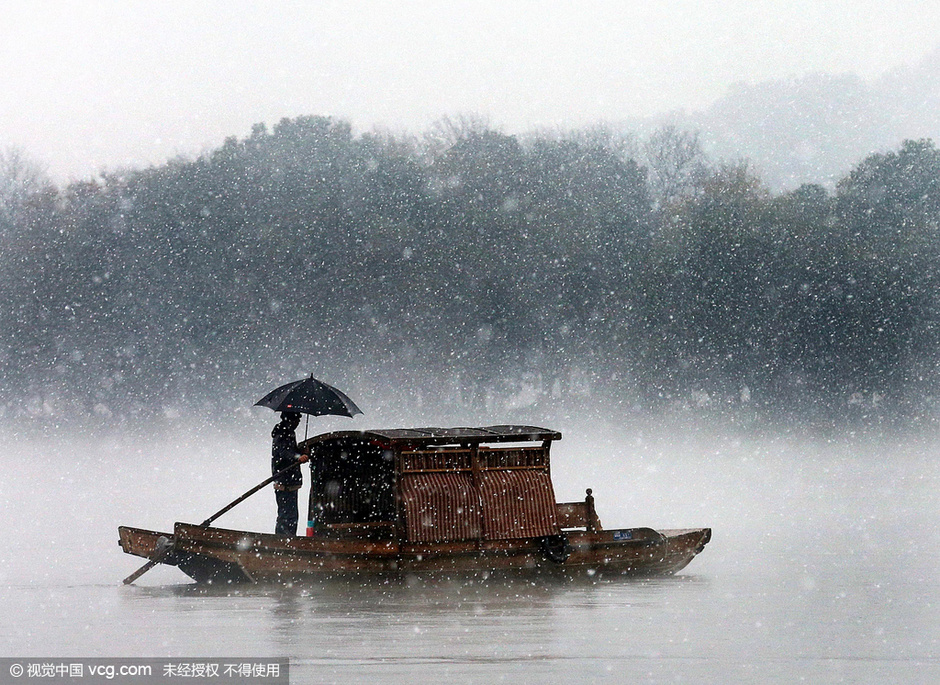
left=301, top=424, right=561, bottom=448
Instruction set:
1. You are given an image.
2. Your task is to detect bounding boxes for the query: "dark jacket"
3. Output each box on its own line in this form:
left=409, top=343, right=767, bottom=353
left=271, top=422, right=303, bottom=489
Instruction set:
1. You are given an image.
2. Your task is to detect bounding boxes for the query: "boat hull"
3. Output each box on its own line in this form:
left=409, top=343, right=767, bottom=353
left=119, top=523, right=711, bottom=584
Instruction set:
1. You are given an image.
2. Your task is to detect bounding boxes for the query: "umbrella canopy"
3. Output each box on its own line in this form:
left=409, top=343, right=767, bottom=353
left=254, top=376, right=363, bottom=418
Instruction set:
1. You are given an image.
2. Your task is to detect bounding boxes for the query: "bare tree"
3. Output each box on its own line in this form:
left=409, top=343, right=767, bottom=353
left=643, top=125, right=709, bottom=209
left=421, top=113, right=494, bottom=158
left=0, top=148, right=52, bottom=234
left=525, top=123, right=640, bottom=163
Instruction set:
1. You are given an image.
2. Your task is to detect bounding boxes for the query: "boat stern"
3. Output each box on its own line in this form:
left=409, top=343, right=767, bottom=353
left=118, top=525, right=173, bottom=561
left=119, top=524, right=254, bottom=584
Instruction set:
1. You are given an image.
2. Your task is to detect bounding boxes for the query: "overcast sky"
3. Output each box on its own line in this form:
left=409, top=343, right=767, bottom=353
left=2, top=1, right=939, bottom=182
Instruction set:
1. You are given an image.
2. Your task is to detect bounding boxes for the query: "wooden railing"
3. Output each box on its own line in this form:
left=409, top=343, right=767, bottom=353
left=400, top=448, right=473, bottom=472
left=479, top=446, right=549, bottom=470
left=399, top=445, right=550, bottom=473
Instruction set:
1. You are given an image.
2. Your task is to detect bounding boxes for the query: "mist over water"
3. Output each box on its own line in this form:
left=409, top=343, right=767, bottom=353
left=2, top=418, right=937, bottom=682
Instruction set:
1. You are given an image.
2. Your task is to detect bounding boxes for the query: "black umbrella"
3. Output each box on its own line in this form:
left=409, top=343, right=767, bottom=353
left=254, top=375, right=363, bottom=418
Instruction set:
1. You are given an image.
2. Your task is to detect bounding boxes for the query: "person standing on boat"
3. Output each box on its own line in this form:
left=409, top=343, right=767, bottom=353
left=271, top=411, right=309, bottom=536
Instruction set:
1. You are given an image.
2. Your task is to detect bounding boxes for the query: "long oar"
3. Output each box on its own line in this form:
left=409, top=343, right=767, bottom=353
left=121, top=535, right=174, bottom=585
left=122, top=460, right=306, bottom=585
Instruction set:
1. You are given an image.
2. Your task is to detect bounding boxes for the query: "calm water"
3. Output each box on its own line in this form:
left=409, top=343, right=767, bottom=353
left=1, top=423, right=938, bottom=683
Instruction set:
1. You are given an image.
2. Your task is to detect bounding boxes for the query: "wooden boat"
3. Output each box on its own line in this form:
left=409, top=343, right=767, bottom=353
left=119, top=425, right=710, bottom=583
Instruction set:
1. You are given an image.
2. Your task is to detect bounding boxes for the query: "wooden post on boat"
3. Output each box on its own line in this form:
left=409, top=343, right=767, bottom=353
left=469, top=443, right=482, bottom=488
left=392, top=445, right=406, bottom=542
left=469, top=442, right=484, bottom=547
left=585, top=488, right=598, bottom=533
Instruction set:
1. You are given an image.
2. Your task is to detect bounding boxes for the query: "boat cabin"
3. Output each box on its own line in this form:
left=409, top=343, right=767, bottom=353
left=119, top=424, right=711, bottom=583
left=300, top=425, right=573, bottom=543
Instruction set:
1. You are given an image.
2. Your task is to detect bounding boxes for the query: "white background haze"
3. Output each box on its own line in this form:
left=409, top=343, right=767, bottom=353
left=2, top=0, right=940, bottom=181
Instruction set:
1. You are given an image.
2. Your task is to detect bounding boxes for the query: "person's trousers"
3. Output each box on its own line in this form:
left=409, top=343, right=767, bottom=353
left=275, top=488, right=299, bottom=536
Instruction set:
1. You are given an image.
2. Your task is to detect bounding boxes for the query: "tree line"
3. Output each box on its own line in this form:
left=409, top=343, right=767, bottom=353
left=2, top=117, right=939, bottom=427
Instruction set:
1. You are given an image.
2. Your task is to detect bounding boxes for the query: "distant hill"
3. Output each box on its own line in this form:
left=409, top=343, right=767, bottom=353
left=673, top=46, right=940, bottom=191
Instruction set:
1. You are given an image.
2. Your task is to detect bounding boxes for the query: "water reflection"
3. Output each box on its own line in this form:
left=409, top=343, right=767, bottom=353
left=119, top=572, right=719, bottom=682
left=134, top=570, right=710, bottom=612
